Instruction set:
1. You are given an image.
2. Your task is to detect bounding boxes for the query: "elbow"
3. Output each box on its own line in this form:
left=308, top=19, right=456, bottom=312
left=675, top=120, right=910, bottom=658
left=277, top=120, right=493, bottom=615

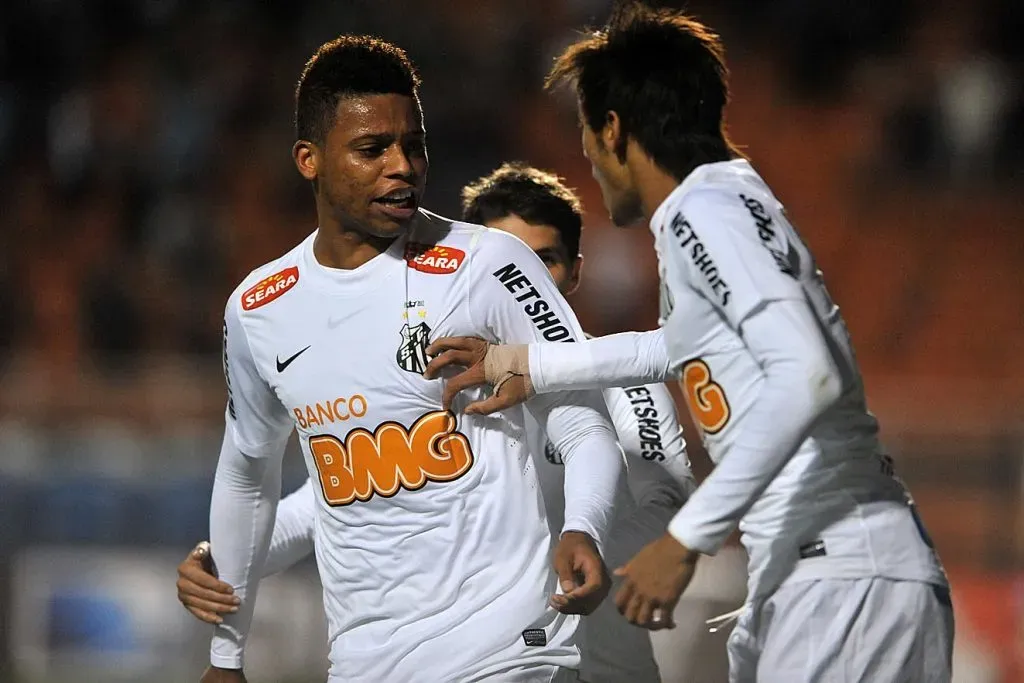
left=803, top=353, right=842, bottom=413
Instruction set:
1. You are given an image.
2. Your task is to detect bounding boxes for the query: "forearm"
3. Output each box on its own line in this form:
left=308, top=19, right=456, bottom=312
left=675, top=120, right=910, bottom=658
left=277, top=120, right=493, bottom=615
left=263, top=479, right=316, bottom=577
left=533, top=394, right=623, bottom=549
left=667, top=302, right=841, bottom=554
left=529, top=329, right=672, bottom=394
left=209, top=430, right=281, bottom=669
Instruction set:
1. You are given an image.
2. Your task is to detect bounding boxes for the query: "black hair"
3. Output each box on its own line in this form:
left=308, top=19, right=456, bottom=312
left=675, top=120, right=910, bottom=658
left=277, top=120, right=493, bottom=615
left=547, top=3, right=738, bottom=181
left=295, top=35, right=421, bottom=145
left=462, top=162, right=584, bottom=262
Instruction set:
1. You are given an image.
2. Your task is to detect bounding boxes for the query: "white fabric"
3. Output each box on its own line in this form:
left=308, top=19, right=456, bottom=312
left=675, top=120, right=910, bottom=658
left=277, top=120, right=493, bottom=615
left=210, top=209, right=623, bottom=682
left=258, top=378, right=693, bottom=683
left=208, top=429, right=281, bottom=669
left=667, top=298, right=841, bottom=554
left=728, top=577, right=954, bottom=682
left=530, top=329, right=672, bottom=394
left=262, top=478, right=315, bottom=577
left=651, top=160, right=947, bottom=600
left=531, top=379, right=692, bottom=683
left=525, top=160, right=948, bottom=607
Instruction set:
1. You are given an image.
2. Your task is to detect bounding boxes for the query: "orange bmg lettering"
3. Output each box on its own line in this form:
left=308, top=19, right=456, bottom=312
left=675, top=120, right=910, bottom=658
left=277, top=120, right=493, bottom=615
left=309, top=411, right=474, bottom=506
left=293, top=394, right=368, bottom=429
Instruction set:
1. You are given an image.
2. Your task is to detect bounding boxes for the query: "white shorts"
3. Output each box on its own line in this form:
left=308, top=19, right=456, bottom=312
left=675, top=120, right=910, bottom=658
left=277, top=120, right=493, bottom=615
left=728, top=577, right=954, bottom=682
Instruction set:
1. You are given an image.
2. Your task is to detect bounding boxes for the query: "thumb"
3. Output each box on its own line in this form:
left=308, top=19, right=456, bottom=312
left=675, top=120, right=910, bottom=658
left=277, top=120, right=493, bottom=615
left=613, top=565, right=628, bottom=577
left=553, top=548, right=577, bottom=593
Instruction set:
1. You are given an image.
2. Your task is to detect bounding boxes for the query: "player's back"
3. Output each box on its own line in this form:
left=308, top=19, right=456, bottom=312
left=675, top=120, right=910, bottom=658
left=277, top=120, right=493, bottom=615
left=230, top=210, right=578, bottom=681
left=653, top=160, right=947, bottom=599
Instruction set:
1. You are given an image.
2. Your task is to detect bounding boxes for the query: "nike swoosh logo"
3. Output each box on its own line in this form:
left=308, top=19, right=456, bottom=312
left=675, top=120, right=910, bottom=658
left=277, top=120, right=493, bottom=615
left=276, top=346, right=311, bottom=372
left=327, top=317, right=345, bottom=329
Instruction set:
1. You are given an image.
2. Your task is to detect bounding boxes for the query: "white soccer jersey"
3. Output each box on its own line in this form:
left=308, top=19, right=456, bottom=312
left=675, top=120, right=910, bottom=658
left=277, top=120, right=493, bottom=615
left=653, top=159, right=946, bottom=598
left=218, top=210, right=624, bottom=683
left=529, top=160, right=947, bottom=602
left=263, top=380, right=693, bottom=683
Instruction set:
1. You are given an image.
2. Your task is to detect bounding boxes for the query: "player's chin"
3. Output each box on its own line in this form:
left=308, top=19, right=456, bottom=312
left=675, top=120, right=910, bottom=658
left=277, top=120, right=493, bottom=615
left=367, top=202, right=418, bottom=236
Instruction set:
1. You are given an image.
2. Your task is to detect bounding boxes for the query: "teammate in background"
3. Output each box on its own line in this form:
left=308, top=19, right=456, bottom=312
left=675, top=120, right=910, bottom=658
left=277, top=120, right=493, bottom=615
left=425, top=5, right=953, bottom=682
left=201, top=36, right=626, bottom=683
left=179, top=163, right=697, bottom=683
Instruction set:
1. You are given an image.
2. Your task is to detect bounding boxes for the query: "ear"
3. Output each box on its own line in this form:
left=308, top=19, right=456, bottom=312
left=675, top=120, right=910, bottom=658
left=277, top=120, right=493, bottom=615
left=293, top=140, right=318, bottom=181
left=564, top=255, right=583, bottom=296
left=602, top=111, right=623, bottom=157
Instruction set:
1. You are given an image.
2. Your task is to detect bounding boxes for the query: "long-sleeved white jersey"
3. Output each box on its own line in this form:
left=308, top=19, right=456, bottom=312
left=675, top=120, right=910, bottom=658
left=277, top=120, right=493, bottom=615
left=526, top=160, right=947, bottom=601
left=210, top=210, right=625, bottom=682
left=261, top=377, right=694, bottom=683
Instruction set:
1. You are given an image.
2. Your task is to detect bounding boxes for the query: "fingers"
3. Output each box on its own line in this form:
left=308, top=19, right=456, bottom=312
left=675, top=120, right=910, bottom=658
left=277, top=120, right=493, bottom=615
left=464, top=392, right=520, bottom=416
left=464, top=376, right=530, bottom=415
left=179, top=558, right=235, bottom=594
left=424, top=336, right=486, bottom=358
left=423, top=349, right=481, bottom=380
left=615, top=576, right=634, bottom=614
left=177, top=576, right=240, bottom=606
left=440, top=366, right=488, bottom=410
left=181, top=594, right=238, bottom=624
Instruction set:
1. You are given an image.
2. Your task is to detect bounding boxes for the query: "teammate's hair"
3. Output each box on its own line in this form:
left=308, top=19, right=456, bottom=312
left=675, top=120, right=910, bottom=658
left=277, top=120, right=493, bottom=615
left=295, top=35, right=421, bottom=145
left=461, top=162, right=584, bottom=263
left=546, top=3, right=738, bottom=181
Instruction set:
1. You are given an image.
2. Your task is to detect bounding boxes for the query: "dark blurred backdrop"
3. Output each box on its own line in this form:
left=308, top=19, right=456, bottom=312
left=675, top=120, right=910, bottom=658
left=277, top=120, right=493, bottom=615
left=0, top=1, right=1021, bottom=681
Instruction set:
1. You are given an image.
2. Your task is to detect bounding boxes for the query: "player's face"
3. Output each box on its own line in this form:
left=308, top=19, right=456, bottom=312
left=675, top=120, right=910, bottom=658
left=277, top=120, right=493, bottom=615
left=313, top=93, right=428, bottom=238
left=486, top=214, right=581, bottom=295
left=581, top=116, right=643, bottom=228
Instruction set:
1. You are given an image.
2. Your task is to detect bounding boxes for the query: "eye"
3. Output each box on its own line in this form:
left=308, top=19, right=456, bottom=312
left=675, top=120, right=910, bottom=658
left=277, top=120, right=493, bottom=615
left=358, top=145, right=385, bottom=158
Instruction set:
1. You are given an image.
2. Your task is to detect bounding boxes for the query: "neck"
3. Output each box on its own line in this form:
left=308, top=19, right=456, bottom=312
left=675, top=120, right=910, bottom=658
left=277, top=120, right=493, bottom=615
left=312, top=200, right=398, bottom=270
left=629, top=136, right=736, bottom=223
left=634, top=160, right=687, bottom=225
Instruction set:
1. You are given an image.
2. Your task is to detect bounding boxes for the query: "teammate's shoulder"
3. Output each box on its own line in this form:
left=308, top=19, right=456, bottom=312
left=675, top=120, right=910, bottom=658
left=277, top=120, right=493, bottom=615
left=227, top=235, right=310, bottom=315
left=670, top=160, right=778, bottom=232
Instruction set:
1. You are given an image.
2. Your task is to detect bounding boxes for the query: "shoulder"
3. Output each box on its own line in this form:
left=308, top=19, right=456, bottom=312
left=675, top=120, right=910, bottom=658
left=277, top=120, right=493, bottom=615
left=227, top=237, right=309, bottom=318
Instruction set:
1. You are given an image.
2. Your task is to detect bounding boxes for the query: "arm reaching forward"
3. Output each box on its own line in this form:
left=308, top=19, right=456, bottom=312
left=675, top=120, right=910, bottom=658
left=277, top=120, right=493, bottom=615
left=425, top=328, right=673, bottom=414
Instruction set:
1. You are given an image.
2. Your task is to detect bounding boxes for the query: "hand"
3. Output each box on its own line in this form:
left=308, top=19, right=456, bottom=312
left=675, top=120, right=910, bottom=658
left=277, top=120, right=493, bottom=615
left=549, top=531, right=610, bottom=615
left=199, top=666, right=247, bottom=683
left=614, top=533, right=699, bottom=630
left=424, top=337, right=532, bottom=414
left=176, top=541, right=240, bottom=624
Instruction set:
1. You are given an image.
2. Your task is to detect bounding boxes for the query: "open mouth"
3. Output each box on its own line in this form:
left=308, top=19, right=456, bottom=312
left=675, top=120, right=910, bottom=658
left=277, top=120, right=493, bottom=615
left=374, top=188, right=417, bottom=220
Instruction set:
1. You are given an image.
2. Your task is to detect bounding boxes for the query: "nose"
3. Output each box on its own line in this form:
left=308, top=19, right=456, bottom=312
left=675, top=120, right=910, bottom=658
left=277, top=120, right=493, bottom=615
left=383, top=145, right=414, bottom=180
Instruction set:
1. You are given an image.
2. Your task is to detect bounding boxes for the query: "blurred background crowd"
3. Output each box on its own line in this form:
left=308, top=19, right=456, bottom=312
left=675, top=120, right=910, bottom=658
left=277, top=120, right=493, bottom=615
left=0, top=1, right=1021, bottom=681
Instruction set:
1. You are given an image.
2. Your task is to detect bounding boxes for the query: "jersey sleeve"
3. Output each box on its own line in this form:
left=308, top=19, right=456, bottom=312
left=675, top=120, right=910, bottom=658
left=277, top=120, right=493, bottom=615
left=467, top=231, right=622, bottom=546
left=263, top=478, right=316, bottom=577
left=223, top=295, right=293, bottom=457
left=605, top=383, right=696, bottom=498
left=659, top=188, right=806, bottom=336
left=528, top=328, right=673, bottom=394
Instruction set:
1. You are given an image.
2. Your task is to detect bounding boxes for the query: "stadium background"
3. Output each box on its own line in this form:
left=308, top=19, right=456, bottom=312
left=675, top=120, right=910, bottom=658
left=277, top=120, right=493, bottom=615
left=0, top=0, right=1021, bottom=681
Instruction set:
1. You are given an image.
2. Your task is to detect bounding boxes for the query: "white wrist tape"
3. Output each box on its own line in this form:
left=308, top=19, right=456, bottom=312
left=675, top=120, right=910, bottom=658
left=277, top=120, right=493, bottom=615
left=483, top=344, right=535, bottom=399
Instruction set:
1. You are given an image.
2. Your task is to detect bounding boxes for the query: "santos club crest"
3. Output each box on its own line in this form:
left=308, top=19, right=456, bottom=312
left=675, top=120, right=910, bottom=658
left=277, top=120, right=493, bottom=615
left=397, top=322, right=431, bottom=374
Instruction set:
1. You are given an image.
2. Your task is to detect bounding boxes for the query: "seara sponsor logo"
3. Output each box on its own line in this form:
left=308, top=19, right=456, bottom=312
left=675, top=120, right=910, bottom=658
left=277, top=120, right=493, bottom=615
left=241, top=267, right=299, bottom=311
left=406, top=243, right=465, bottom=275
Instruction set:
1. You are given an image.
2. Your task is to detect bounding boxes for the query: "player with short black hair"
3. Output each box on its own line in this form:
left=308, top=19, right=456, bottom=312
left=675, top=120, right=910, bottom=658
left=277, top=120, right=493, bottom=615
left=202, top=34, right=625, bottom=683
left=428, top=5, right=953, bottom=682
left=294, top=35, right=422, bottom=146
left=180, top=162, right=695, bottom=683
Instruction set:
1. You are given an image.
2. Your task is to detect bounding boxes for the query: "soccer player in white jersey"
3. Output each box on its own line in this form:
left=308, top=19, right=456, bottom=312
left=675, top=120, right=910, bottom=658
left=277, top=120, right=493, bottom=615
left=178, top=163, right=696, bottom=683
left=200, top=36, right=627, bottom=683
left=425, top=5, right=954, bottom=682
